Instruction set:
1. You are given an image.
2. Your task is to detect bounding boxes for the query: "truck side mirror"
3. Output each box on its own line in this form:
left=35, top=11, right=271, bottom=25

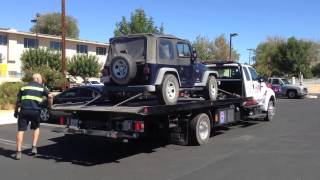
left=258, top=77, right=264, bottom=83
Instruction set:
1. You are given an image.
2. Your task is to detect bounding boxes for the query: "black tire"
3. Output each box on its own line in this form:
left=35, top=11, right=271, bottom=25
left=203, top=75, right=218, bottom=101
left=264, top=100, right=275, bottom=121
left=158, top=74, right=179, bottom=105
left=110, top=55, right=137, bottom=85
left=189, top=113, right=211, bottom=145
left=40, top=108, right=50, bottom=122
left=287, top=90, right=297, bottom=99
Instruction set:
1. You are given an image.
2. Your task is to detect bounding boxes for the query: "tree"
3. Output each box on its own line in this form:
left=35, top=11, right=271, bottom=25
left=255, top=36, right=286, bottom=77
left=255, top=36, right=315, bottom=78
left=20, top=48, right=66, bottom=89
left=68, top=54, right=102, bottom=81
left=312, top=63, right=320, bottom=77
left=30, top=12, right=79, bottom=38
left=192, top=34, right=239, bottom=62
left=114, top=8, right=164, bottom=36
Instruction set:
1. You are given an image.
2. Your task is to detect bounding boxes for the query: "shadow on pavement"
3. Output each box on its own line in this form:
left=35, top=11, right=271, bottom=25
left=214, top=121, right=259, bottom=136
left=34, top=135, right=168, bottom=166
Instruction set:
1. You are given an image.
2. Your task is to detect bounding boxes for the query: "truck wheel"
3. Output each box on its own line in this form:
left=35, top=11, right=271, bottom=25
left=159, top=74, right=179, bottom=105
left=287, top=90, right=297, bottom=99
left=265, top=100, right=275, bottom=121
left=203, top=75, right=218, bottom=101
left=110, top=55, right=137, bottom=85
left=189, top=113, right=211, bottom=145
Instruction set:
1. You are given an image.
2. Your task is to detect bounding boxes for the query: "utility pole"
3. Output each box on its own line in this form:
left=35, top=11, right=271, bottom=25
left=31, top=13, right=40, bottom=48
left=61, top=0, right=67, bottom=89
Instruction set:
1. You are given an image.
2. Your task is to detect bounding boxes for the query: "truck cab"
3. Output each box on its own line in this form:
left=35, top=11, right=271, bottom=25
left=207, top=62, right=276, bottom=120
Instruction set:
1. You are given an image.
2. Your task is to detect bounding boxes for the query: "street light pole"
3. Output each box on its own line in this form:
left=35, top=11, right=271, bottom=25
left=31, top=13, right=40, bottom=48
left=229, top=33, right=238, bottom=61
left=61, top=0, right=66, bottom=86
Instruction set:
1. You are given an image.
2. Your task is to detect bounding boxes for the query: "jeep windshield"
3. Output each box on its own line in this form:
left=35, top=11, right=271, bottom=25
left=109, top=37, right=146, bottom=62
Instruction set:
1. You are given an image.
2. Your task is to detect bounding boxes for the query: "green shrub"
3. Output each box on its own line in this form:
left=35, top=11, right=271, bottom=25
left=0, top=82, right=24, bottom=110
left=68, top=54, right=102, bottom=81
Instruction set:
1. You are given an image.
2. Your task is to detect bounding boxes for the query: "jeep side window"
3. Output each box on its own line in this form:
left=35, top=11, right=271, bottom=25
left=176, top=43, right=191, bottom=58
left=159, top=39, right=174, bottom=60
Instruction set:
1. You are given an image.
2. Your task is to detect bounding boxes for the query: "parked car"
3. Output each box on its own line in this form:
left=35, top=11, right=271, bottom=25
left=267, top=77, right=308, bottom=98
left=40, top=85, right=105, bottom=122
left=84, top=80, right=104, bottom=86
left=104, top=34, right=219, bottom=105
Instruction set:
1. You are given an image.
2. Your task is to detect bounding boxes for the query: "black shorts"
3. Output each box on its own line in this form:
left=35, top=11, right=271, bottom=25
left=18, top=109, right=41, bottom=131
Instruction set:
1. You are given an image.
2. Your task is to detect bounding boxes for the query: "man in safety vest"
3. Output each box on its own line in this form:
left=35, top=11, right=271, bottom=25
left=14, top=73, right=53, bottom=160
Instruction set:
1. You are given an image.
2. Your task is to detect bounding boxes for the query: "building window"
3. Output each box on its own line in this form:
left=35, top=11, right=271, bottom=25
left=50, top=41, right=61, bottom=51
left=76, top=44, right=88, bottom=54
left=7, top=60, right=15, bottom=64
left=24, top=38, right=38, bottom=48
left=0, top=53, right=2, bottom=63
left=8, top=71, right=17, bottom=77
left=0, top=35, right=7, bottom=45
left=96, top=47, right=106, bottom=55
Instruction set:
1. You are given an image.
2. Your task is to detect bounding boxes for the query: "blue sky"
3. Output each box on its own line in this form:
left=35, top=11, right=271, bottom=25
left=0, top=0, right=319, bottom=63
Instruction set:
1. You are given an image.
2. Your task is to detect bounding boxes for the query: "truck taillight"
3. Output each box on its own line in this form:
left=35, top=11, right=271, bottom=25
left=243, top=99, right=258, bottom=106
left=143, top=66, right=150, bottom=75
left=59, top=117, right=65, bottom=125
left=134, top=121, right=144, bottom=132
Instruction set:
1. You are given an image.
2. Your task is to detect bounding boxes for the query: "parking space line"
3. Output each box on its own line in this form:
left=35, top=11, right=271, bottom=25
left=0, top=138, right=30, bottom=148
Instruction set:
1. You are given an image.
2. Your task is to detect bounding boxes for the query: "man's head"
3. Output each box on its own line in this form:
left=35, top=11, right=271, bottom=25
left=32, top=73, right=43, bottom=84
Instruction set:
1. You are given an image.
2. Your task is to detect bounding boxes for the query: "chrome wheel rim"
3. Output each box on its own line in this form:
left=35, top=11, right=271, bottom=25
left=112, top=59, right=128, bottom=79
left=199, top=119, right=209, bottom=140
left=40, top=109, right=49, bottom=122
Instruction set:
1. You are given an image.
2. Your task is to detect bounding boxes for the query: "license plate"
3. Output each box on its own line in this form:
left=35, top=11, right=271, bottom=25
left=68, top=118, right=79, bottom=129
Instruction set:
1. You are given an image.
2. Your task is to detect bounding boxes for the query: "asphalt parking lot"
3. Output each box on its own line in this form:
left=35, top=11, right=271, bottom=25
left=1, top=98, right=320, bottom=180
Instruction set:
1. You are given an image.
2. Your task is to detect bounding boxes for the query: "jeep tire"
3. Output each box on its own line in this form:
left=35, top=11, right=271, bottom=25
left=110, top=55, right=137, bottom=85
left=159, top=74, right=179, bottom=105
left=203, top=75, right=218, bottom=101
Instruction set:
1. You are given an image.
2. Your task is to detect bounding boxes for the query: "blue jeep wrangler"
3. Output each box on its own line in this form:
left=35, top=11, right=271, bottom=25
left=104, top=34, right=218, bottom=105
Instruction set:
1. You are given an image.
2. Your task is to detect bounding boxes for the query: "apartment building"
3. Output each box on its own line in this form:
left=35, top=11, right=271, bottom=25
left=0, top=28, right=109, bottom=83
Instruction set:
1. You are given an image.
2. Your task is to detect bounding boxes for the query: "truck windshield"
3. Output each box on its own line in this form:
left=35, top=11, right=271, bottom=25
left=281, top=78, right=290, bottom=84
left=111, top=37, right=146, bottom=61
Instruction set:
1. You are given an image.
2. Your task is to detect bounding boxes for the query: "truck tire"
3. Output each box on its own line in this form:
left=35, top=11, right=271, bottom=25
left=159, top=74, right=179, bottom=105
left=287, top=90, right=297, bottom=99
left=203, top=75, right=218, bottom=101
left=189, top=113, right=211, bottom=145
left=265, top=100, right=275, bottom=121
left=110, top=55, right=137, bottom=85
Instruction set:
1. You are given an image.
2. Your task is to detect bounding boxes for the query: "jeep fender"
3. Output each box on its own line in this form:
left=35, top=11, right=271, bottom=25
left=261, top=89, right=276, bottom=111
left=154, top=68, right=181, bottom=86
left=194, top=70, right=219, bottom=87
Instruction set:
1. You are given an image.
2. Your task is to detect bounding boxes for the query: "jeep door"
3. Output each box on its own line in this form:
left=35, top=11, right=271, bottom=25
left=176, top=42, right=194, bottom=87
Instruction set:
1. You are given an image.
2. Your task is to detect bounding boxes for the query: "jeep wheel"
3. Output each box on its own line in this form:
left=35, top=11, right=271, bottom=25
left=159, top=74, right=179, bottom=105
left=287, top=90, right=297, bottom=99
left=110, top=55, right=137, bottom=85
left=203, top=75, right=218, bottom=101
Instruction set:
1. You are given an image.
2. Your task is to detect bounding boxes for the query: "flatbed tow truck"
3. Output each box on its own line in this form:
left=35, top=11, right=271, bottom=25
left=52, top=62, right=276, bottom=145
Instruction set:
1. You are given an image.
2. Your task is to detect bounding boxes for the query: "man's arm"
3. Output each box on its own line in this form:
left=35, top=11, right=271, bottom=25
left=14, top=89, right=22, bottom=118
left=43, top=85, right=53, bottom=108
